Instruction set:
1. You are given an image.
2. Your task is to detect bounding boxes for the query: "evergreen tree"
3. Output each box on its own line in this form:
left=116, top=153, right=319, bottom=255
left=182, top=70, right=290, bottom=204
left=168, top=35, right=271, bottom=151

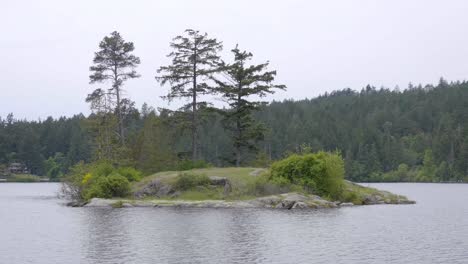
left=418, top=149, right=436, bottom=182
left=89, top=31, right=140, bottom=145
left=156, top=29, right=223, bottom=161
left=214, top=46, right=285, bottom=166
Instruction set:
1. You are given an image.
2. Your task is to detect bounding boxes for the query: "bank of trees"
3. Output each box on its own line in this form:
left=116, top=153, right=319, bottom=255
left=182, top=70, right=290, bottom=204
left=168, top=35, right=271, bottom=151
left=0, top=114, right=91, bottom=177
left=258, top=80, right=468, bottom=182
left=2, top=79, right=468, bottom=182
left=1, top=30, right=468, bottom=183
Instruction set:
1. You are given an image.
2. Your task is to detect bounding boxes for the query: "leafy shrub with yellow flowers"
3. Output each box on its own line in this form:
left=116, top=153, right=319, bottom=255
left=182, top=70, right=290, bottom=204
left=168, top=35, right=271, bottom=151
left=62, top=161, right=141, bottom=201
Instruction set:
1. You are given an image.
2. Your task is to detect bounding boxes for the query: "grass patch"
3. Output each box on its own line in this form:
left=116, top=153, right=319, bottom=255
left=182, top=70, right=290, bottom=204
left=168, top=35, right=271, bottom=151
left=174, top=172, right=211, bottom=191
left=175, top=188, right=223, bottom=200
left=132, top=167, right=407, bottom=204
left=134, top=167, right=302, bottom=200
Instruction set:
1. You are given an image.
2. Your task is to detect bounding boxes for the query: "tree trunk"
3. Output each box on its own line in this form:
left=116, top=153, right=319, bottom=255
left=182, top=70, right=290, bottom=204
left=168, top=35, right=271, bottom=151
left=192, top=51, right=197, bottom=162
left=235, top=85, right=242, bottom=167
left=114, top=66, right=125, bottom=146
left=115, top=87, right=124, bottom=145
left=235, top=148, right=241, bottom=167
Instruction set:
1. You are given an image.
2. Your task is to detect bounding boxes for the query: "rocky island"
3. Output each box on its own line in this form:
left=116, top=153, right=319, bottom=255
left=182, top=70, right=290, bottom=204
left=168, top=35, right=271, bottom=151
left=77, top=167, right=415, bottom=209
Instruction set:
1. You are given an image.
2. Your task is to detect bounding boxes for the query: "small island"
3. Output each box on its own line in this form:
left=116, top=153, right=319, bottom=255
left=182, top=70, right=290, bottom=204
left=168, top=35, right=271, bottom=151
left=64, top=152, right=415, bottom=209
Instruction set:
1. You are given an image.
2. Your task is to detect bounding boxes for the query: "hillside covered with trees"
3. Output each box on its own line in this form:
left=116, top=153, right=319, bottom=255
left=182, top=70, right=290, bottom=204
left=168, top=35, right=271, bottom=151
left=1, top=79, right=467, bottom=182
left=1, top=30, right=467, bottom=183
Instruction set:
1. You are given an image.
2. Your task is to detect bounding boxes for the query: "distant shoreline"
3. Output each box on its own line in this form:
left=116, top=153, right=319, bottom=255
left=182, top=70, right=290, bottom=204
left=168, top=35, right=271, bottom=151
left=0, top=175, right=51, bottom=183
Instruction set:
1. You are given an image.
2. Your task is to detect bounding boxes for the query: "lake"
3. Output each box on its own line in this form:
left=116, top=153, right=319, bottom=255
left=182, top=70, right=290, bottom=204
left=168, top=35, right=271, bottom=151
left=0, top=183, right=467, bottom=264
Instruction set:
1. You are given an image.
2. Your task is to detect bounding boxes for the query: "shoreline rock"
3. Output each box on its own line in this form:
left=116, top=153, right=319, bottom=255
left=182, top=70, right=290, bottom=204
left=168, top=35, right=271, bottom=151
left=82, top=191, right=415, bottom=209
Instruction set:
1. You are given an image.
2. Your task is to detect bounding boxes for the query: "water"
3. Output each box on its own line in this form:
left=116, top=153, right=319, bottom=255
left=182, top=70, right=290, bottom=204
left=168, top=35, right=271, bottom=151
left=0, top=183, right=467, bottom=264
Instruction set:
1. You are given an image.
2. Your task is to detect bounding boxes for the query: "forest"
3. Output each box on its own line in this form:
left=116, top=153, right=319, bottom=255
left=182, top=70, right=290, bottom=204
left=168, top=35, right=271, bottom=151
left=1, top=30, right=467, bottom=183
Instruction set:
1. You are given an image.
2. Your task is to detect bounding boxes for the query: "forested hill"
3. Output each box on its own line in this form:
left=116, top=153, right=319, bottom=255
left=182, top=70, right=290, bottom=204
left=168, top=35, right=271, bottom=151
left=1, top=79, right=468, bottom=182
left=259, top=80, right=468, bottom=182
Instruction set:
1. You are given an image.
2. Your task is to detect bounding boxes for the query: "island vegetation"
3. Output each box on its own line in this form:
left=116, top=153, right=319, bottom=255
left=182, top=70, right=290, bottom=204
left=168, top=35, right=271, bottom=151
left=62, top=151, right=413, bottom=208
left=1, top=29, right=467, bottom=195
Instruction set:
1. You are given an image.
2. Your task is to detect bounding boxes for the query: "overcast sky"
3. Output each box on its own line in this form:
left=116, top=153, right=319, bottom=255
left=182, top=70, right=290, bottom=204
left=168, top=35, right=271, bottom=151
left=1, top=0, right=468, bottom=120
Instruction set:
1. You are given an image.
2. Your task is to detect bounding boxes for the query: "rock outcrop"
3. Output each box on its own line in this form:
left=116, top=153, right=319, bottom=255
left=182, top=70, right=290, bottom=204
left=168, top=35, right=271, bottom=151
left=82, top=180, right=415, bottom=209
left=85, top=192, right=403, bottom=209
left=208, top=176, right=232, bottom=195
left=134, top=179, right=177, bottom=198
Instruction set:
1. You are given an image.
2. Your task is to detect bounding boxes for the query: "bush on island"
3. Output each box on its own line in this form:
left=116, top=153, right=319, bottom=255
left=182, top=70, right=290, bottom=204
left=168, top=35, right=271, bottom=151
left=270, top=151, right=345, bottom=199
left=62, top=161, right=139, bottom=201
left=174, top=172, right=211, bottom=191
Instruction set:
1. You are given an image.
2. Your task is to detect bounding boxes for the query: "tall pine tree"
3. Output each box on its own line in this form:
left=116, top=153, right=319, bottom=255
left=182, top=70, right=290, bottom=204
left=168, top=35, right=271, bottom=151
left=156, top=29, right=222, bottom=161
left=214, top=45, right=285, bottom=166
left=89, top=31, right=140, bottom=145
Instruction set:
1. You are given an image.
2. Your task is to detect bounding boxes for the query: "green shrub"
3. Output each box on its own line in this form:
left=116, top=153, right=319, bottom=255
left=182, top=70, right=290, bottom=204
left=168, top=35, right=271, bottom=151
left=105, top=174, right=131, bottom=197
left=93, top=162, right=115, bottom=177
left=270, top=151, right=345, bottom=199
left=83, top=173, right=131, bottom=200
left=174, top=172, right=211, bottom=191
left=83, top=180, right=106, bottom=200
left=117, top=167, right=142, bottom=182
left=62, top=161, right=140, bottom=201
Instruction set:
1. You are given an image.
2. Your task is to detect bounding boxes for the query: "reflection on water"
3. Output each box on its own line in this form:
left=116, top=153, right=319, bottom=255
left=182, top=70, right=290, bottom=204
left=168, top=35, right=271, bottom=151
left=1, top=183, right=468, bottom=264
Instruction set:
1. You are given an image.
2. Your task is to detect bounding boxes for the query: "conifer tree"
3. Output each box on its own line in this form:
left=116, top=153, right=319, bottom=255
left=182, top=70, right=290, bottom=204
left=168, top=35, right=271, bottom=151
left=89, top=31, right=140, bottom=145
left=85, top=89, right=118, bottom=160
left=156, top=29, right=222, bottom=161
left=214, top=45, right=285, bottom=166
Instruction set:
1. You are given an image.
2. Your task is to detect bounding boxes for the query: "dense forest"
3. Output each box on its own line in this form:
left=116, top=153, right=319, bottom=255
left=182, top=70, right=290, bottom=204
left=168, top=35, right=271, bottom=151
left=1, top=79, right=467, bottom=182
left=1, top=30, right=467, bottom=183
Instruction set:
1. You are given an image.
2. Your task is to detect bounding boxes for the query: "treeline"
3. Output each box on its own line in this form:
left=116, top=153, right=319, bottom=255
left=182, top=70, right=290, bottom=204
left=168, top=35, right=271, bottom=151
left=259, top=80, right=468, bottom=182
left=1, top=29, right=467, bottom=183
left=2, top=79, right=468, bottom=182
left=0, top=114, right=91, bottom=177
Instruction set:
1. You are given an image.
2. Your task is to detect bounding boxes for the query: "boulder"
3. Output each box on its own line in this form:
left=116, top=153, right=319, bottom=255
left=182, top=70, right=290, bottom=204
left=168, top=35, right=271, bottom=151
left=157, top=184, right=174, bottom=197
left=134, top=179, right=175, bottom=198
left=208, top=176, right=229, bottom=186
left=223, top=181, right=232, bottom=195
left=363, top=194, right=382, bottom=205
left=291, top=201, right=308, bottom=209
left=208, top=176, right=232, bottom=195
left=66, top=201, right=87, bottom=207
left=281, top=192, right=309, bottom=202
left=84, top=198, right=114, bottom=207
left=275, top=200, right=295, bottom=209
left=254, top=195, right=283, bottom=206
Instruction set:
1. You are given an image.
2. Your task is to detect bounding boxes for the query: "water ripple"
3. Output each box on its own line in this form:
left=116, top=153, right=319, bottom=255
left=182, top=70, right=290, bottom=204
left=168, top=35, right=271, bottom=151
left=1, top=183, right=468, bottom=264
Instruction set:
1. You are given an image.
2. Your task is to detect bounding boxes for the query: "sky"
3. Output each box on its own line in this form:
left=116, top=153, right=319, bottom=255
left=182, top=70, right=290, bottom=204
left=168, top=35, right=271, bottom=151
left=1, top=0, right=468, bottom=120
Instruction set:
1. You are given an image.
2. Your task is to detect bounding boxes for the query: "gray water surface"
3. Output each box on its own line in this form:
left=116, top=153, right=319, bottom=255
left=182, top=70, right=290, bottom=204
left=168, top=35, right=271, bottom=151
left=0, top=183, right=467, bottom=264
